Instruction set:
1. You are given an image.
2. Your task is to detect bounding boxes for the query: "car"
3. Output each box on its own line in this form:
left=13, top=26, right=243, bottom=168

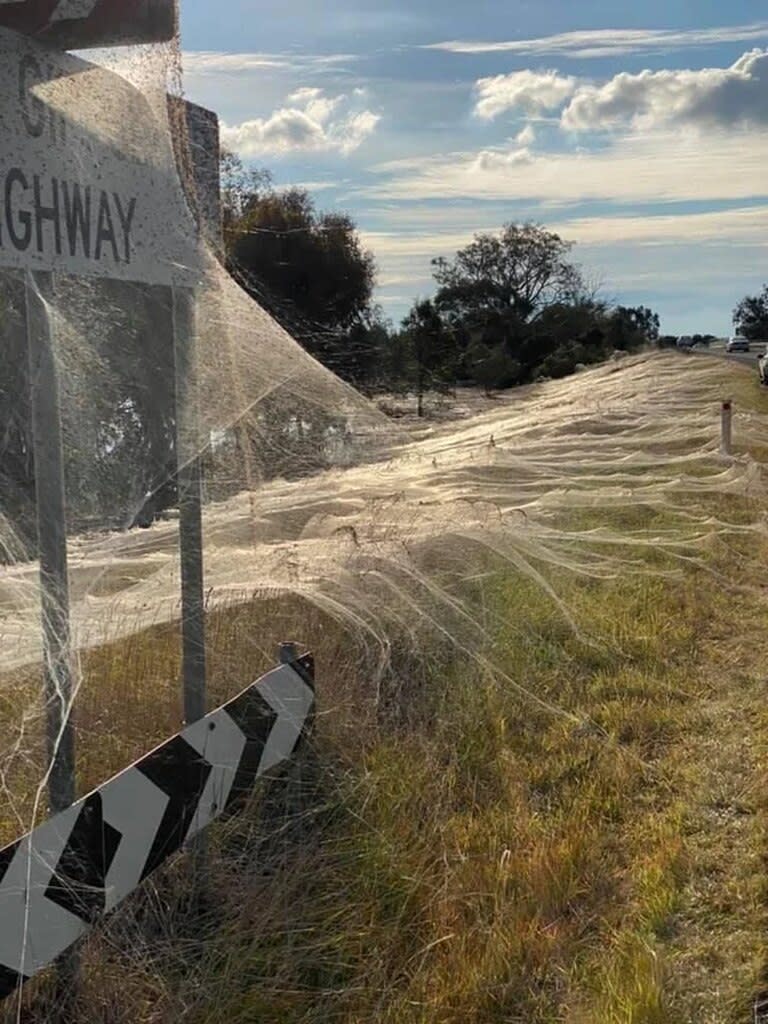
left=726, top=335, right=750, bottom=353
left=676, top=335, right=695, bottom=349
left=758, top=351, right=768, bottom=385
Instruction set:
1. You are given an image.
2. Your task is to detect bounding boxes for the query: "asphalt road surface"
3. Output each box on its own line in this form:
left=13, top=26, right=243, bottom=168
left=689, top=342, right=766, bottom=369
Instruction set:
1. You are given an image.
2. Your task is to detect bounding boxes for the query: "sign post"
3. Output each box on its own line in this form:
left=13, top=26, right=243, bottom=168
left=24, top=269, right=76, bottom=817
left=173, top=286, right=207, bottom=728
left=721, top=399, right=733, bottom=456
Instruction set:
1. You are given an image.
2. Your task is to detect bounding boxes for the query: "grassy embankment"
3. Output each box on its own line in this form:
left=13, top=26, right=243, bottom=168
left=1, top=355, right=767, bottom=1023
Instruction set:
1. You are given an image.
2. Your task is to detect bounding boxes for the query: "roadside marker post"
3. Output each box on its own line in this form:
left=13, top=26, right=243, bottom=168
left=0, top=654, right=315, bottom=1005
left=721, top=399, right=733, bottom=456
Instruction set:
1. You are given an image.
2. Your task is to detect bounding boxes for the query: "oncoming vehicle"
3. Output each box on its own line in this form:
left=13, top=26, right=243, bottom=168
left=726, top=335, right=750, bottom=353
left=676, top=335, right=695, bottom=349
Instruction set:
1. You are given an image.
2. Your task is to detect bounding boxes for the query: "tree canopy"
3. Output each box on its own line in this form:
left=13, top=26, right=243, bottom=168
left=733, top=286, right=768, bottom=341
left=432, top=223, right=581, bottom=326
left=385, top=223, right=659, bottom=394
left=222, top=151, right=378, bottom=384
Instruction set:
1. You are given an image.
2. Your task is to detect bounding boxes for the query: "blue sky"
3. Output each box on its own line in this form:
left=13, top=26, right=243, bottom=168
left=179, top=1, right=768, bottom=336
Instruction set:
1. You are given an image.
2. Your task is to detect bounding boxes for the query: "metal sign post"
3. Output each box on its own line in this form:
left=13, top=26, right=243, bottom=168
left=25, top=271, right=81, bottom=1011
left=24, top=269, right=75, bottom=817
left=173, top=287, right=207, bottom=728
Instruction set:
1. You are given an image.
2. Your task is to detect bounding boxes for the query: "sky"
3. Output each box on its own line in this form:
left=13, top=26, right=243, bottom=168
left=178, top=1, right=768, bottom=336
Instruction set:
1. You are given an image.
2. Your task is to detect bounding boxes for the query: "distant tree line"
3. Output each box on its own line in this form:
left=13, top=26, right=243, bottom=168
left=222, top=153, right=662, bottom=412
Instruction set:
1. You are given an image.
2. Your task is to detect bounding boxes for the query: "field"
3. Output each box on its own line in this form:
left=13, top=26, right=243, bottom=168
left=1, top=351, right=767, bottom=1023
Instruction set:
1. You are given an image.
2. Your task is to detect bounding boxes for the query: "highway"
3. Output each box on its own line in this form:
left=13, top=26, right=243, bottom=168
left=689, top=341, right=765, bottom=370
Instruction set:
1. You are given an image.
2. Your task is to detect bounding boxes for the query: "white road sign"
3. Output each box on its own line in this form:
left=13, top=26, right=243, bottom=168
left=0, top=27, right=201, bottom=285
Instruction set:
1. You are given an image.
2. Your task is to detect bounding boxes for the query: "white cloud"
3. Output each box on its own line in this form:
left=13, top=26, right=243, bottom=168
left=342, top=111, right=381, bottom=149
left=286, top=86, right=343, bottom=124
left=563, top=48, right=768, bottom=131
left=223, top=109, right=324, bottom=154
left=360, top=128, right=768, bottom=205
left=554, top=205, right=768, bottom=246
left=516, top=124, right=536, bottom=146
left=422, top=23, right=768, bottom=59
left=363, top=205, right=768, bottom=264
left=290, top=179, right=341, bottom=192
left=471, top=147, right=533, bottom=172
left=221, top=87, right=379, bottom=157
left=475, top=70, right=577, bottom=120
left=183, top=51, right=357, bottom=74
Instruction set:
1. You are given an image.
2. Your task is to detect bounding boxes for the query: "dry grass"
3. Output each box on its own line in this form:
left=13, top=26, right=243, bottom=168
left=1, top=358, right=767, bottom=1023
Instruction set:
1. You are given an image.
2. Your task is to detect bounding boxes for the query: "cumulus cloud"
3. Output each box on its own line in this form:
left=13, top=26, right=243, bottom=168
left=474, top=70, right=577, bottom=119
left=471, top=148, right=534, bottom=172
left=422, top=23, right=768, bottom=59
left=562, top=48, right=768, bottom=131
left=286, top=86, right=342, bottom=124
left=221, top=87, right=380, bottom=157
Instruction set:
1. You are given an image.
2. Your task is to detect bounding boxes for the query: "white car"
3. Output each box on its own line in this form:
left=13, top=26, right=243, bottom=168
left=726, top=335, right=750, bottom=353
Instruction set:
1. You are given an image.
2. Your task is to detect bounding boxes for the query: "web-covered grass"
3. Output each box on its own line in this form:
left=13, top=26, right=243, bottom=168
left=2, top=351, right=768, bottom=1021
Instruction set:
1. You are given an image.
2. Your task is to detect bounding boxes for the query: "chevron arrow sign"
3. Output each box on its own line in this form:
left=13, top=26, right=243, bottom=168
left=0, top=654, right=315, bottom=1002
left=0, top=0, right=175, bottom=49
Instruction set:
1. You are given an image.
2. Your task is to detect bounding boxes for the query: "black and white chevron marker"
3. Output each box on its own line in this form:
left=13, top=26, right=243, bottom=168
left=0, top=654, right=314, bottom=1002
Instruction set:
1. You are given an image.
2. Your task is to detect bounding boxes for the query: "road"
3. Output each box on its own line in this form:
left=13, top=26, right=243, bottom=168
left=689, top=342, right=765, bottom=370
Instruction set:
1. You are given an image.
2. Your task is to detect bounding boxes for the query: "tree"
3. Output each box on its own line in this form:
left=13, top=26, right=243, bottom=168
left=399, top=300, right=456, bottom=415
left=220, top=149, right=273, bottom=251
left=432, top=223, right=582, bottom=329
left=606, top=305, right=660, bottom=349
left=430, top=223, right=586, bottom=383
left=733, top=286, right=768, bottom=341
left=466, top=340, right=520, bottom=395
left=223, top=157, right=378, bottom=385
left=419, top=223, right=662, bottom=392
